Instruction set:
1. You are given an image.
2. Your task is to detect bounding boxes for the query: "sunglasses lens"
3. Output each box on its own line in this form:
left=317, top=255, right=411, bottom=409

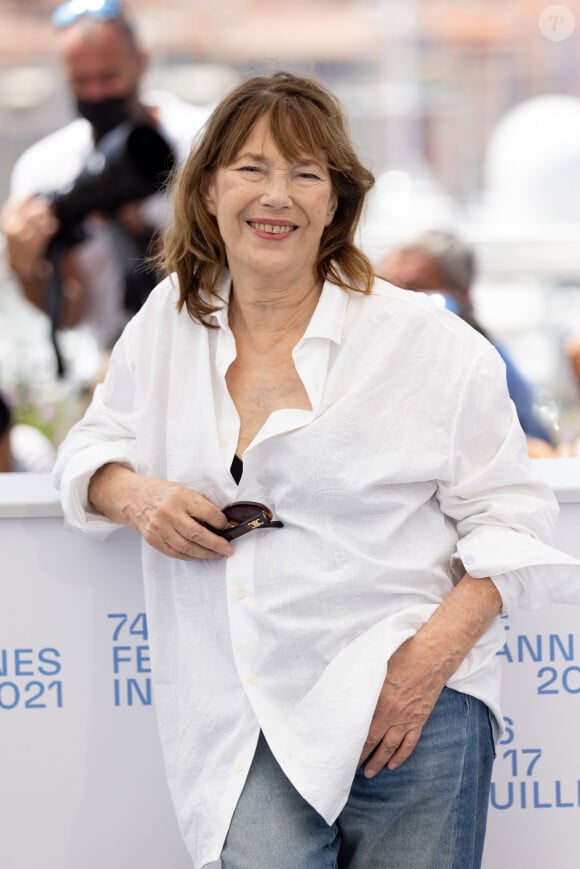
left=224, top=502, right=270, bottom=525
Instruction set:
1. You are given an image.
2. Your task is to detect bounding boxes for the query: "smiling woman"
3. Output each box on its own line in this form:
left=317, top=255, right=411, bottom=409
left=54, top=71, right=580, bottom=869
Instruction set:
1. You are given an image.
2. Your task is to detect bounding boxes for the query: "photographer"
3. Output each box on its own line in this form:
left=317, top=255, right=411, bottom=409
left=0, top=0, right=208, bottom=351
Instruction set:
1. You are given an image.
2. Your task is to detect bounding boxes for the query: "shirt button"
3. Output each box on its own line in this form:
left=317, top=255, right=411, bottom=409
left=216, top=357, right=224, bottom=367
left=234, top=763, right=245, bottom=774
left=233, top=586, right=247, bottom=599
left=246, top=673, right=258, bottom=685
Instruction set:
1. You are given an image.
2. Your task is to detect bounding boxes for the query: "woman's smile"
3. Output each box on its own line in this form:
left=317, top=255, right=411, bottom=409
left=246, top=219, right=298, bottom=239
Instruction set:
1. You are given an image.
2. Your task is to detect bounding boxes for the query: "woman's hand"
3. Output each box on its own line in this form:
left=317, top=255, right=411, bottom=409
left=88, top=463, right=234, bottom=560
left=358, top=573, right=503, bottom=777
left=357, top=635, right=447, bottom=777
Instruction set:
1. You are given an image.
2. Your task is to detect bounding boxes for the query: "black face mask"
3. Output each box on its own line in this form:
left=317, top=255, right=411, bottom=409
left=76, top=94, right=133, bottom=138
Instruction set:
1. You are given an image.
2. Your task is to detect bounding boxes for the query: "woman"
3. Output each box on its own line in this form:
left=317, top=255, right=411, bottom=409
left=55, top=73, right=580, bottom=869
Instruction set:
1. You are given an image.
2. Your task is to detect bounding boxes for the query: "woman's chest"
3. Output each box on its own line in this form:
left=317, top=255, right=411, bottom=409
left=226, top=355, right=312, bottom=453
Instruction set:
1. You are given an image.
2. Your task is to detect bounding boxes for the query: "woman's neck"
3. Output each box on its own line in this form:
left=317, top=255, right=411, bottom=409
left=228, top=273, right=323, bottom=351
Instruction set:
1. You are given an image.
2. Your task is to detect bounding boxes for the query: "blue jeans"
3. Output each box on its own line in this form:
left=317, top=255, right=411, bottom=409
left=221, top=688, right=495, bottom=869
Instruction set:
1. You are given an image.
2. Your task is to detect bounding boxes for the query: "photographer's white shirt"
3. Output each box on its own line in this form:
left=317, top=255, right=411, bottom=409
left=55, top=275, right=580, bottom=868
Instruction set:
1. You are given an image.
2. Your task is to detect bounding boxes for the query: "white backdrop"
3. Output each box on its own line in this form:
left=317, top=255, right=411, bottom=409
left=0, top=513, right=192, bottom=869
left=482, top=496, right=580, bottom=868
left=1, top=468, right=579, bottom=868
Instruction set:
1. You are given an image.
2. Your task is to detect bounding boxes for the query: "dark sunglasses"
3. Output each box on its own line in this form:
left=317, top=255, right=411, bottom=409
left=199, top=501, right=283, bottom=541
left=52, top=0, right=122, bottom=29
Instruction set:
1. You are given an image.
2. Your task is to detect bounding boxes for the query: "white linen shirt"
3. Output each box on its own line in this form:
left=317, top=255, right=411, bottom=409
left=54, top=274, right=580, bottom=868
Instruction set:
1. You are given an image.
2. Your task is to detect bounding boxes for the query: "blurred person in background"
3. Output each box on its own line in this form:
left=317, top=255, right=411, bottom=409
left=0, top=0, right=208, bottom=356
left=379, top=230, right=556, bottom=457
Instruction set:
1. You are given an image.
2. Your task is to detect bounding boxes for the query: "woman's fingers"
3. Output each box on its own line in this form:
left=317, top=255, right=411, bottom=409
left=360, top=725, right=424, bottom=778
left=134, top=481, right=234, bottom=560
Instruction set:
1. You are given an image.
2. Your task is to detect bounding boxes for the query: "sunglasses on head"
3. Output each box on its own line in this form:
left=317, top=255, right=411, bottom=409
left=199, top=501, right=283, bottom=541
left=52, top=0, right=122, bottom=29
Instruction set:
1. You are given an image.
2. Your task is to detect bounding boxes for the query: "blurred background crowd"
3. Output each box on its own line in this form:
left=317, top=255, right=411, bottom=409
left=2, top=0, right=580, bottom=469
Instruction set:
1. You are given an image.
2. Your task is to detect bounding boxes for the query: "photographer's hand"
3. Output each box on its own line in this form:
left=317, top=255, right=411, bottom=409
left=1, top=195, right=87, bottom=327
left=1, top=195, right=58, bottom=283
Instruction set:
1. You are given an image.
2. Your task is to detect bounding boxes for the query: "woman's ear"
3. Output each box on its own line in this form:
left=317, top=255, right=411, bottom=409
left=201, top=172, right=217, bottom=215
left=325, top=190, right=338, bottom=226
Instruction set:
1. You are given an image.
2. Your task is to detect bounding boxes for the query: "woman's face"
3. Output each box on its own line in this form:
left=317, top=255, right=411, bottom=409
left=204, top=115, right=337, bottom=286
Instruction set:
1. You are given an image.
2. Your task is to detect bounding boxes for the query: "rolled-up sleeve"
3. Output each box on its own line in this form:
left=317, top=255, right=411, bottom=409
left=53, top=321, right=138, bottom=537
left=437, top=346, right=580, bottom=611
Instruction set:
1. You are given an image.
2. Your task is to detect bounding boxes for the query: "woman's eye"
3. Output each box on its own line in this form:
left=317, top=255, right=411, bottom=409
left=294, top=170, right=323, bottom=185
left=239, top=165, right=263, bottom=175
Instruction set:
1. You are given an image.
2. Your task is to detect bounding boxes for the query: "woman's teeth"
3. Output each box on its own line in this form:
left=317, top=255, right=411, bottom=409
left=249, top=222, right=295, bottom=234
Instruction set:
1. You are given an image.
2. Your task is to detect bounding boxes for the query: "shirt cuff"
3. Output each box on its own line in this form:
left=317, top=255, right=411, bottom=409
left=454, top=526, right=580, bottom=610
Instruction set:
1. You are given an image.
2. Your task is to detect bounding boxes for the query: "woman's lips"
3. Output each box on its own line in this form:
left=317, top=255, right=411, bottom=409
left=247, top=220, right=298, bottom=235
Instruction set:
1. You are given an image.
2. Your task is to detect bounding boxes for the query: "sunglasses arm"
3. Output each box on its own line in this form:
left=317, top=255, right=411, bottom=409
left=220, top=515, right=283, bottom=541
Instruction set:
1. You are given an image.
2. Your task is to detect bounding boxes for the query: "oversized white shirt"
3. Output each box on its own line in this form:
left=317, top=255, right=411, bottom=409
left=54, top=274, right=580, bottom=868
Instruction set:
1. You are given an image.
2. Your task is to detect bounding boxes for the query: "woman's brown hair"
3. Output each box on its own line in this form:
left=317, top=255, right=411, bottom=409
left=162, top=71, right=376, bottom=325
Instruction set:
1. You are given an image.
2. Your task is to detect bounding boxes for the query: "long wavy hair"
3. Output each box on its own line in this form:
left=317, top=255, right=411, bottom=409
left=162, top=71, right=376, bottom=325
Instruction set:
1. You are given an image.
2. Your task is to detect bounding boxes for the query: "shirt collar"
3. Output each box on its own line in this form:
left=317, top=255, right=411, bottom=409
left=206, top=273, right=350, bottom=345
left=301, top=279, right=349, bottom=346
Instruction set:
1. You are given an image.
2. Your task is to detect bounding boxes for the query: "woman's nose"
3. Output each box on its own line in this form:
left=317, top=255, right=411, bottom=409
left=259, top=169, right=293, bottom=208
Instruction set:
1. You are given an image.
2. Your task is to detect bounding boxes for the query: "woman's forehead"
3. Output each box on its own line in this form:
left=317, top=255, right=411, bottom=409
left=233, top=115, right=327, bottom=164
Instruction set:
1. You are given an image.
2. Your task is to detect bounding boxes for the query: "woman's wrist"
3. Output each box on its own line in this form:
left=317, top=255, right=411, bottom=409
left=88, top=462, right=141, bottom=527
